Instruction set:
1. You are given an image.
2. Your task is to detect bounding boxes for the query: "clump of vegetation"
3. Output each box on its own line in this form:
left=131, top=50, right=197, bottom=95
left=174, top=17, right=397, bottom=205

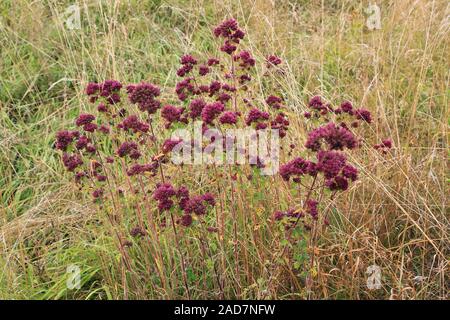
left=53, top=18, right=389, bottom=299
left=1, top=1, right=447, bottom=300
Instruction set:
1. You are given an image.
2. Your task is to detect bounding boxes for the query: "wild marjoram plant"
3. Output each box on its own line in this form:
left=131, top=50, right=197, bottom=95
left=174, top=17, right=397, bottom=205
left=54, top=18, right=391, bottom=299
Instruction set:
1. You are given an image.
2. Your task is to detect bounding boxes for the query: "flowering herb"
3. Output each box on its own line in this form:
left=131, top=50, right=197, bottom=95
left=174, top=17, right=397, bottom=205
left=53, top=18, right=386, bottom=299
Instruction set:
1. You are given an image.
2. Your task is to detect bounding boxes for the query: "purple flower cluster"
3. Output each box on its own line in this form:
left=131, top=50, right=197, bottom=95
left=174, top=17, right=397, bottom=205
left=381, top=139, right=392, bottom=148
left=222, top=83, right=236, bottom=92
left=316, top=151, right=358, bottom=191
left=153, top=183, right=215, bottom=220
left=177, top=55, right=198, bottom=77
left=233, top=50, right=255, bottom=69
left=118, top=115, right=150, bottom=133
left=339, top=101, right=353, bottom=114
left=306, top=199, right=318, bottom=219
left=213, top=18, right=241, bottom=38
left=86, top=80, right=122, bottom=104
left=180, top=214, right=193, bottom=227
left=306, top=96, right=373, bottom=126
left=180, top=191, right=216, bottom=226
left=175, top=77, right=196, bottom=101
left=275, top=94, right=375, bottom=226
left=75, top=135, right=90, bottom=150
left=88, top=161, right=106, bottom=182
left=198, top=65, right=210, bottom=76
left=342, top=164, right=358, bottom=181
left=266, top=95, right=283, bottom=109
left=354, top=108, right=372, bottom=123
left=188, top=98, right=206, bottom=119
left=374, top=139, right=392, bottom=154
left=219, top=111, right=240, bottom=125
left=127, top=162, right=158, bottom=176
left=201, top=102, right=225, bottom=125
left=153, top=183, right=177, bottom=212
left=325, top=176, right=348, bottom=191
left=184, top=194, right=215, bottom=216
left=99, top=124, right=110, bottom=134
left=97, top=103, right=108, bottom=113
left=75, top=114, right=97, bottom=132
left=100, top=80, right=122, bottom=104
left=216, top=92, right=231, bottom=104
left=273, top=208, right=302, bottom=222
left=209, top=81, right=221, bottom=96
left=177, top=186, right=190, bottom=210
left=316, top=150, right=347, bottom=179
left=62, top=153, right=83, bottom=171
left=307, top=96, right=331, bottom=115
left=117, top=141, right=140, bottom=159
left=55, top=130, right=79, bottom=151
left=161, top=105, right=185, bottom=128
left=277, top=149, right=358, bottom=222
left=271, top=113, right=289, bottom=138
left=127, top=82, right=161, bottom=114
left=207, top=58, right=220, bottom=66
left=130, top=226, right=146, bottom=238
left=279, top=157, right=316, bottom=182
left=309, top=96, right=323, bottom=109
left=213, top=18, right=245, bottom=55
left=245, top=108, right=269, bottom=127
left=162, top=138, right=183, bottom=153
left=305, top=122, right=358, bottom=151
left=266, top=55, right=282, bottom=68
left=92, top=188, right=104, bottom=199
left=85, top=82, right=99, bottom=96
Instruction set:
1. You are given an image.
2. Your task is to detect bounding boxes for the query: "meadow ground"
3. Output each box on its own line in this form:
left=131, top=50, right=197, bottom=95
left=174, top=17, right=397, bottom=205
left=0, top=0, right=448, bottom=299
